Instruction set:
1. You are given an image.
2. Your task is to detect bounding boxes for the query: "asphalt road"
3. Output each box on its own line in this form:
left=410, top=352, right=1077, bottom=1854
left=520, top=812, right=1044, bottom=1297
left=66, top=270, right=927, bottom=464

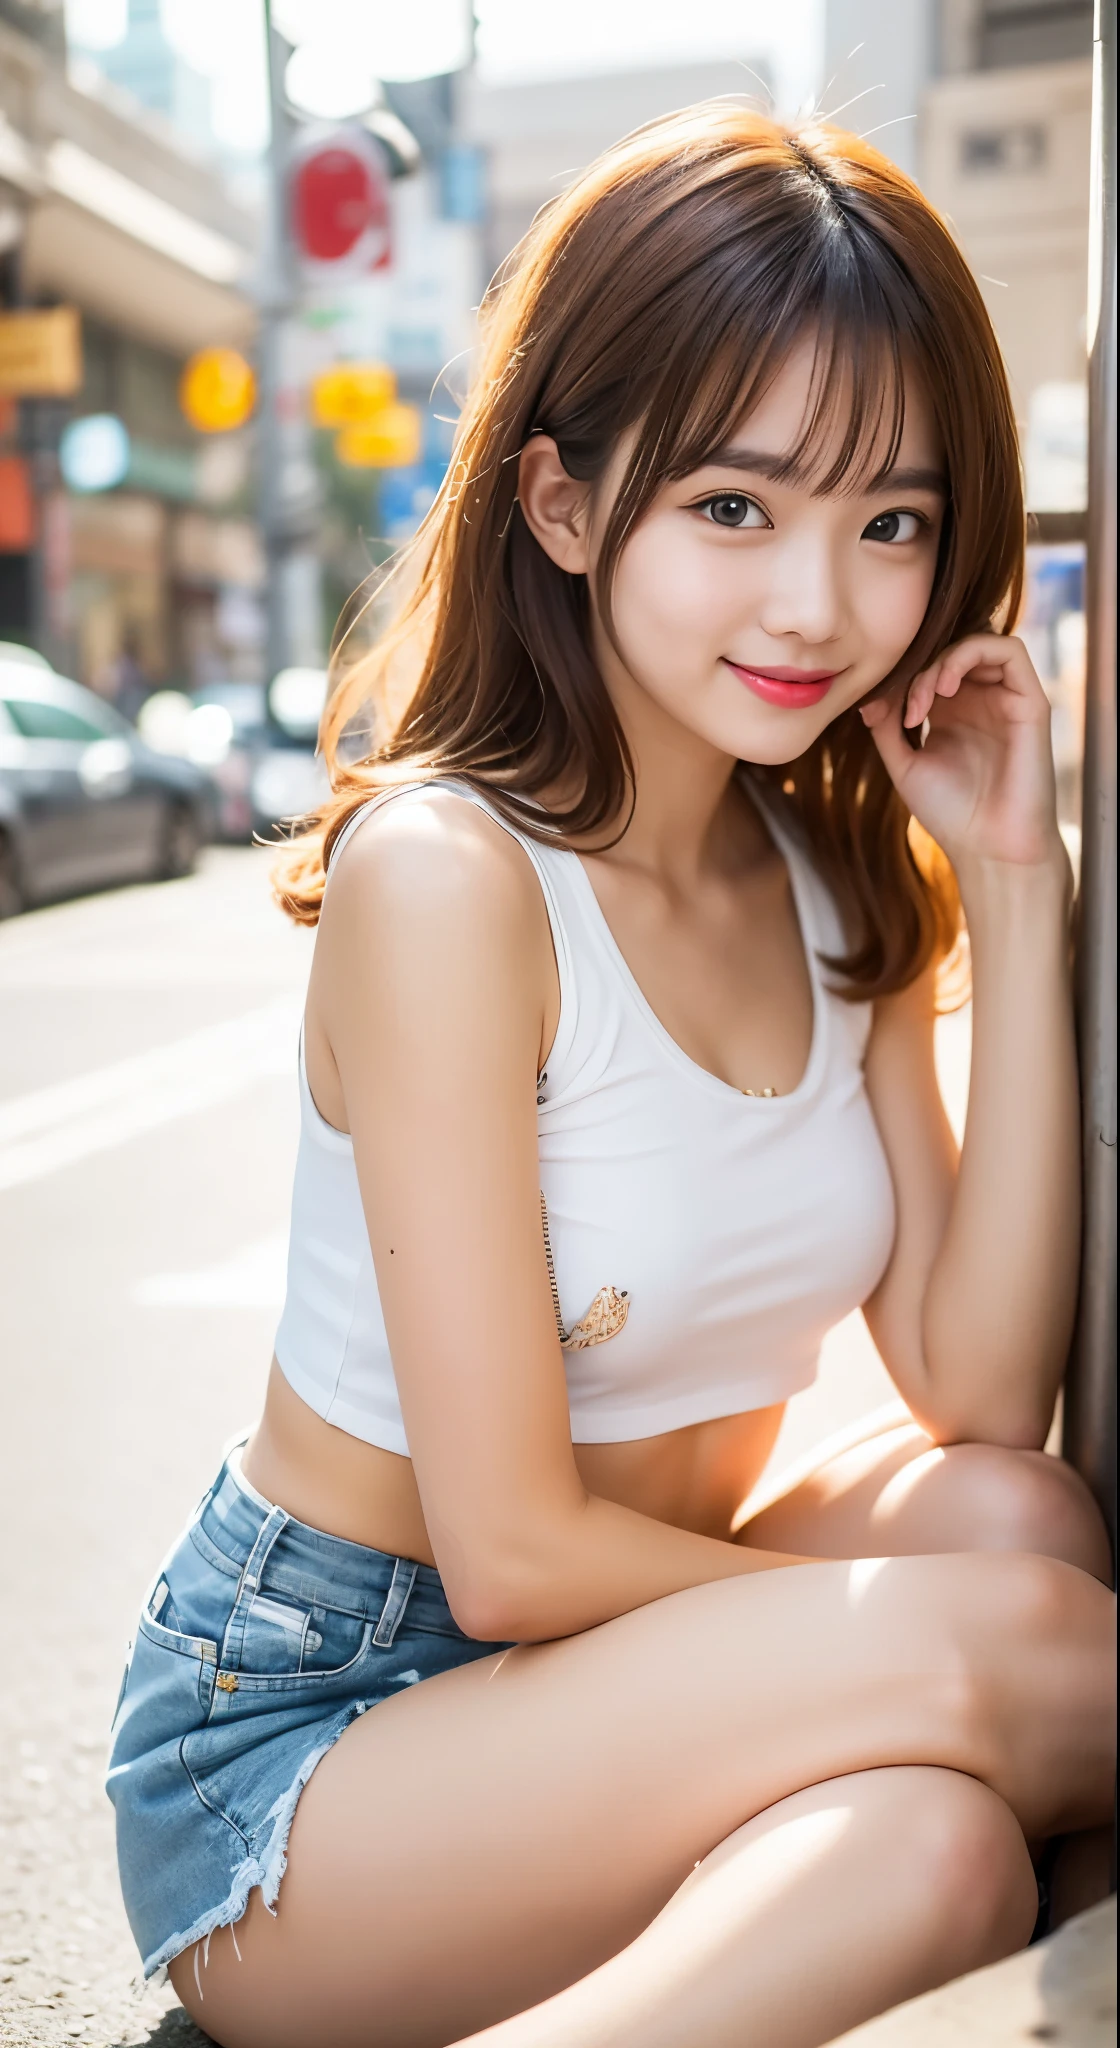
left=0, top=850, right=972, bottom=2048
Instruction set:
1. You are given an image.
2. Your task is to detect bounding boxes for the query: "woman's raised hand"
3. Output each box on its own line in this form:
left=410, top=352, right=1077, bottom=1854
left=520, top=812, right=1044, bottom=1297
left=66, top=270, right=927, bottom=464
left=859, top=634, right=1067, bottom=880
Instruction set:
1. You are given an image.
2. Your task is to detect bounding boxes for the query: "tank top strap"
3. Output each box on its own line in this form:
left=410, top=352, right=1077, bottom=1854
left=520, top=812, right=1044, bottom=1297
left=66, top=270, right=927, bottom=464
left=324, top=778, right=580, bottom=1080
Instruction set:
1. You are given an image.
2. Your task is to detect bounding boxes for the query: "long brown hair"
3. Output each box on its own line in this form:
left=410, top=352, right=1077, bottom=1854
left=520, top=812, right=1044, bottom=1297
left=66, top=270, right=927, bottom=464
left=276, top=104, right=1023, bottom=997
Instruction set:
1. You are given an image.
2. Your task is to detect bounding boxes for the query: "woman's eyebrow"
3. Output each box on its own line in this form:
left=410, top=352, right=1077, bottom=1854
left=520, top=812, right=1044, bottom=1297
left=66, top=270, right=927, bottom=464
left=696, top=446, right=948, bottom=495
left=867, top=465, right=949, bottom=495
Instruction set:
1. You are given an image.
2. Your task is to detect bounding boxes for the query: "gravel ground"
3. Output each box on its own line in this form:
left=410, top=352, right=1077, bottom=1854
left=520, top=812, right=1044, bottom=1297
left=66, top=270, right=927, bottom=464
left=0, top=1628, right=212, bottom=2048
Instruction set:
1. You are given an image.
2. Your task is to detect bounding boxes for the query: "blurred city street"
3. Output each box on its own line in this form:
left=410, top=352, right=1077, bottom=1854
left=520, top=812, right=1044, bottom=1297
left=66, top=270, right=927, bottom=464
left=0, top=852, right=311, bottom=2046
left=0, top=853, right=972, bottom=2046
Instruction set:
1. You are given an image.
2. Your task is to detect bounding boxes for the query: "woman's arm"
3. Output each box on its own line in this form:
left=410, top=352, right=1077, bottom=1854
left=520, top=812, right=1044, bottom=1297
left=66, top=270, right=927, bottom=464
left=861, top=635, right=1078, bottom=1450
left=313, top=792, right=807, bottom=1643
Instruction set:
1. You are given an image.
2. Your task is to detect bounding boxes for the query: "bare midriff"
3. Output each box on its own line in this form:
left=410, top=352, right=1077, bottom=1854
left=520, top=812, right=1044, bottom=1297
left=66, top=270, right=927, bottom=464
left=240, top=1358, right=785, bottom=1564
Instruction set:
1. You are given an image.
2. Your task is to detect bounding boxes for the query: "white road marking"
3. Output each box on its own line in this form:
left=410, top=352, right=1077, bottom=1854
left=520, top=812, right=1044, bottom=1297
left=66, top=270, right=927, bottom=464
left=0, top=850, right=312, bottom=991
left=0, top=949, right=309, bottom=989
left=134, top=1231, right=289, bottom=1308
left=0, top=998, right=302, bottom=1193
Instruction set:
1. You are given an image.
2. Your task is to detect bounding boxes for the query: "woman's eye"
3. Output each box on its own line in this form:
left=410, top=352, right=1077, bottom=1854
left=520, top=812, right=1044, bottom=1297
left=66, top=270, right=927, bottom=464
left=863, top=510, right=923, bottom=545
left=699, top=494, right=768, bottom=529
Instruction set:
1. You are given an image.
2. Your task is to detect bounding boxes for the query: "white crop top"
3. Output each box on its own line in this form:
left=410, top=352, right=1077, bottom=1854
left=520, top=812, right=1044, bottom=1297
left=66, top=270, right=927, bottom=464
left=274, top=778, right=896, bottom=1452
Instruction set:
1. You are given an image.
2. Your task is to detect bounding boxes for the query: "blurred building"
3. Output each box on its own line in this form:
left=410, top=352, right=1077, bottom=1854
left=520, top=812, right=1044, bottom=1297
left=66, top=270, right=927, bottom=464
left=80, top=0, right=215, bottom=164
left=919, top=0, right=1094, bottom=822
left=823, top=0, right=935, bottom=180
left=0, top=0, right=262, bottom=694
left=824, top=2, right=1093, bottom=466
left=922, top=0, right=1093, bottom=468
left=461, top=60, right=772, bottom=281
left=823, top=1, right=1093, bottom=819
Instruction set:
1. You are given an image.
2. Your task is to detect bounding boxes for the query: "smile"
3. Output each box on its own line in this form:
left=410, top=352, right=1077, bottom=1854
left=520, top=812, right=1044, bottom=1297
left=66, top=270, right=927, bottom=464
left=722, top=660, right=840, bottom=709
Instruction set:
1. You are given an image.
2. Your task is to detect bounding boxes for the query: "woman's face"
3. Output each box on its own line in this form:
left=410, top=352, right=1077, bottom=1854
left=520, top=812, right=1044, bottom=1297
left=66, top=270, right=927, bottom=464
left=586, top=341, right=947, bottom=765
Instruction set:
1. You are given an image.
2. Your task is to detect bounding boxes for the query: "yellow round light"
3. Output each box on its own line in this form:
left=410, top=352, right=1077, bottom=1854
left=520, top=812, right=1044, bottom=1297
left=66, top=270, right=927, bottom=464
left=179, top=348, right=256, bottom=434
left=311, top=362, right=396, bottom=428
left=335, top=404, right=422, bottom=469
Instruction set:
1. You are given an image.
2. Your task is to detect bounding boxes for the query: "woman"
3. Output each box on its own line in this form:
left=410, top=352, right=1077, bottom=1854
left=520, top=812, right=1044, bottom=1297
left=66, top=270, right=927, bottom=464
left=107, top=109, right=1114, bottom=2048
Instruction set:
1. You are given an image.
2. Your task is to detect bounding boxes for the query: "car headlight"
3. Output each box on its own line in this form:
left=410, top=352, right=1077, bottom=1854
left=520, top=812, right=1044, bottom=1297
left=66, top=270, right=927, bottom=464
left=185, top=703, right=235, bottom=767
left=137, top=690, right=192, bottom=754
left=251, top=749, right=329, bottom=821
left=268, top=668, right=327, bottom=740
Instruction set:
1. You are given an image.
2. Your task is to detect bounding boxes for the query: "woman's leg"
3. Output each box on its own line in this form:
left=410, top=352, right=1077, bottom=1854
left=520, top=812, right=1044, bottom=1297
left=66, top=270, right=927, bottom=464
left=740, top=1418, right=1114, bottom=1934
left=455, top=1768, right=1037, bottom=2048
left=169, top=1549, right=1114, bottom=2048
left=743, top=1421, right=1112, bottom=1580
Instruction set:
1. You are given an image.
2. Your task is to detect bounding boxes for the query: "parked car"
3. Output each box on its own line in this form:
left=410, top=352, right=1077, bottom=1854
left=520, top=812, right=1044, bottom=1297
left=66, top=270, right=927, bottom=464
left=139, top=671, right=329, bottom=842
left=0, top=640, right=51, bottom=670
left=184, top=679, right=271, bottom=842
left=0, top=660, right=212, bottom=917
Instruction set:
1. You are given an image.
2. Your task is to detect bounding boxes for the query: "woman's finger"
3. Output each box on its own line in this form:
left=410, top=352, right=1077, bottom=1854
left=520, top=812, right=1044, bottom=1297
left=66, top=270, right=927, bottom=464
left=906, top=673, right=945, bottom=727
left=860, top=695, right=919, bottom=785
left=933, top=634, right=1039, bottom=700
left=901, top=666, right=933, bottom=728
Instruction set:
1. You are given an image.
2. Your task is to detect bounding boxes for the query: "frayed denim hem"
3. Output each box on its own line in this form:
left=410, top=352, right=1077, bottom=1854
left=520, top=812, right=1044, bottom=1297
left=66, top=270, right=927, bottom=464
left=141, top=1700, right=369, bottom=1985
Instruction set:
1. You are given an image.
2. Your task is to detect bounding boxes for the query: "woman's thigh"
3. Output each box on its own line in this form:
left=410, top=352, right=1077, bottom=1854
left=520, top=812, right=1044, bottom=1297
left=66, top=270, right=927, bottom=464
left=170, top=1550, right=1113, bottom=2048
left=743, top=1421, right=1111, bottom=1579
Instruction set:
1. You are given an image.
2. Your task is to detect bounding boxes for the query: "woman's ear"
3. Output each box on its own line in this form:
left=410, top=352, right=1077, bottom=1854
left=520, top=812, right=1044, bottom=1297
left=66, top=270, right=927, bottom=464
left=517, top=435, right=592, bottom=574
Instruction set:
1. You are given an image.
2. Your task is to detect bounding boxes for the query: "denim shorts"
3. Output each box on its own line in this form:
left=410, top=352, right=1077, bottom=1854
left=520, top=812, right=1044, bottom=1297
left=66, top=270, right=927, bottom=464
left=106, top=1445, right=506, bottom=1981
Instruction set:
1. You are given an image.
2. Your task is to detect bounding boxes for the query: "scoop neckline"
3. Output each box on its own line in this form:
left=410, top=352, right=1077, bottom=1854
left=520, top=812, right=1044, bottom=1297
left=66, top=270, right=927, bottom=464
left=559, top=782, right=828, bottom=1111
left=320, top=772, right=829, bottom=1112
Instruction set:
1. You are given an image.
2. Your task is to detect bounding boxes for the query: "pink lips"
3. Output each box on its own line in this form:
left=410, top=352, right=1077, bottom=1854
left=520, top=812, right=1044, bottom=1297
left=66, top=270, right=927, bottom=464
left=723, top=660, right=839, bottom=709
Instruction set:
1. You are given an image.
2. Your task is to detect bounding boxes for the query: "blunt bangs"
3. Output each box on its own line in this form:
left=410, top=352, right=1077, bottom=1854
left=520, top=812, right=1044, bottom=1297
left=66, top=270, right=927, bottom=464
left=598, top=147, right=945, bottom=576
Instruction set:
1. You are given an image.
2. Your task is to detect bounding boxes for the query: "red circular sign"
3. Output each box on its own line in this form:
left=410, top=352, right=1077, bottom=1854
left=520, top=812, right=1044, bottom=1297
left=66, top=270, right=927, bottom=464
left=290, top=144, right=390, bottom=265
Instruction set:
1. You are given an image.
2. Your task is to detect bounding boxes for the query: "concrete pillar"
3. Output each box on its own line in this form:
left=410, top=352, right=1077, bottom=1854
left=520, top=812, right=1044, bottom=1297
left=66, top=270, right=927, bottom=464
left=1063, top=0, right=1117, bottom=1559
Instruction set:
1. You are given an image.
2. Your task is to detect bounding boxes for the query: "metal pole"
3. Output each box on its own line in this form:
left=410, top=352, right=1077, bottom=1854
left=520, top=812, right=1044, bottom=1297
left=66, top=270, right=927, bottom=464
left=1064, top=0, right=1117, bottom=1561
left=259, top=1, right=296, bottom=691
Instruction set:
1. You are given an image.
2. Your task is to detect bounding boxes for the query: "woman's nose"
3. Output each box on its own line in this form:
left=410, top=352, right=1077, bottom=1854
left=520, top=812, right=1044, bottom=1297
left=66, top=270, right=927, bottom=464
left=757, top=533, right=848, bottom=648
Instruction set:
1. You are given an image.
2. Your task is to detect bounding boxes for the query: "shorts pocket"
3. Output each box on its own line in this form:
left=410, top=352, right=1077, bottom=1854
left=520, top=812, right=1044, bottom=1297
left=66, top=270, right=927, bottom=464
left=226, top=1599, right=373, bottom=1691
left=139, top=1576, right=220, bottom=1662
left=109, top=1619, right=218, bottom=1771
left=136, top=1577, right=219, bottom=1714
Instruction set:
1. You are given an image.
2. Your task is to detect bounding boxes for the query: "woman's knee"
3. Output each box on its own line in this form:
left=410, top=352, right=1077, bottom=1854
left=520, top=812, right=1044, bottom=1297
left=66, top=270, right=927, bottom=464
left=893, top=1770, right=1037, bottom=1975
left=950, top=1550, right=1116, bottom=1829
left=944, top=1443, right=1112, bottom=1579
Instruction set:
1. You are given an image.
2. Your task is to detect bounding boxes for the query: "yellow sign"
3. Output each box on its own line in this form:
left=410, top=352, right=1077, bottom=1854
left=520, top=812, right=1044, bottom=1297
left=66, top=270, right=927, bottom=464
left=335, top=405, right=422, bottom=469
left=0, top=307, right=82, bottom=397
left=179, top=348, right=256, bottom=433
left=311, top=362, right=396, bottom=428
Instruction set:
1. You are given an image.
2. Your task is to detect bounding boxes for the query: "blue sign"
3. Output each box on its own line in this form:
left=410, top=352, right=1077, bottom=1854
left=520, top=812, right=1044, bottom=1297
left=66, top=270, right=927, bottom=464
left=1025, top=544, right=1085, bottom=626
left=377, top=458, right=449, bottom=542
left=440, top=144, right=486, bottom=224
left=60, top=414, right=130, bottom=494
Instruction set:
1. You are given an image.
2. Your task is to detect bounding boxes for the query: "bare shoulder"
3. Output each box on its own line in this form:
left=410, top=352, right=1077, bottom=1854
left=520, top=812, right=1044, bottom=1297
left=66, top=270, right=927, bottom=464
left=321, top=785, right=547, bottom=945
left=311, top=787, right=557, bottom=1079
